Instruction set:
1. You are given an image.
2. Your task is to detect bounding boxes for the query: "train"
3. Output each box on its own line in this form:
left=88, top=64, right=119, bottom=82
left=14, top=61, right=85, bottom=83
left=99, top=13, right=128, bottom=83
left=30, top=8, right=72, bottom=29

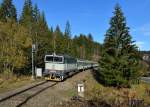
left=43, top=53, right=99, bottom=81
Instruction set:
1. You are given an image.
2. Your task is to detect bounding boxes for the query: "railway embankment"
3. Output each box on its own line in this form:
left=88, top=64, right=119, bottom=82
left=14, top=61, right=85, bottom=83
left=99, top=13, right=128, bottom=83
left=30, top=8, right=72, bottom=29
left=0, top=76, right=43, bottom=94
left=16, top=70, right=150, bottom=107
left=0, top=70, right=150, bottom=107
left=59, top=70, right=150, bottom=107
left=0, top=80, right=46, bottom=102
left=20, top=70, right=92, bottom=107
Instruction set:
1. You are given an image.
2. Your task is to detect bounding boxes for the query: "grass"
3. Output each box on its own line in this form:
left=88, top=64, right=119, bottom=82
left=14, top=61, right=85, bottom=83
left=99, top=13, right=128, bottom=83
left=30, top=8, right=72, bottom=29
left=84, top=72, right=150, bottom=105
left=131, top=82, right=150, bottom=104
left=65, top=89, right=77, bottom=97
left=0, top=74, right=44, bottom=94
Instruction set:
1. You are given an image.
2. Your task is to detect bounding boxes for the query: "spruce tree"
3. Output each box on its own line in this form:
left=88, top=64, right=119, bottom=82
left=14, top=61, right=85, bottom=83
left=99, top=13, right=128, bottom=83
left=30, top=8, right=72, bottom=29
left=64, top=21, right=72, bottom=54
left=87, top=33, right=94, bottom=59
left=19, top=0, right=34, bottom=28
left=64, top=21, right=71, bottom=38
left=53, top=25, right=64, bottom=54
left=88, top=33, right=93, bottom=41
left=38, top=11, right=49, bottom=32
left=33, top=4, right=40, bottom=23
left=99, top=4, right=140, bottom=87
left=35, top=11, right=52, bottom=67
left=0, top=0, right=17, bottom=22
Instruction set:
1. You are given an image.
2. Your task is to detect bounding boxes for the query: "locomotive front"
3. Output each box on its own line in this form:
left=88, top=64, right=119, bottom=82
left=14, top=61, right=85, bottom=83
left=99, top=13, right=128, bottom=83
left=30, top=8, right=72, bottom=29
left=44, top=54, right=65, bottom=81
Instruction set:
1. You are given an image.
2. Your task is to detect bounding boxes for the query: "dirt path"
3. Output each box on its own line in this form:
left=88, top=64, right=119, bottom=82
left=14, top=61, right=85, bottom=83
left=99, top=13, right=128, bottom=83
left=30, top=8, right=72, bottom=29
left=22, top=70, right=91, bottom=107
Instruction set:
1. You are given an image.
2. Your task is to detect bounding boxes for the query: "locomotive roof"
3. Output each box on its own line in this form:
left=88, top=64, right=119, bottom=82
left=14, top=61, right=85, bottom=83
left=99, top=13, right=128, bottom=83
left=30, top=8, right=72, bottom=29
left=45, top=54, right=74, bottom=58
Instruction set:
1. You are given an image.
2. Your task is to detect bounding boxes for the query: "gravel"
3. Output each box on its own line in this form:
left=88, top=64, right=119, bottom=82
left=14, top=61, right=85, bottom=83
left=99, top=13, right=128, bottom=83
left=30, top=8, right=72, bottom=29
left=22, top=70, right=91, bottom=107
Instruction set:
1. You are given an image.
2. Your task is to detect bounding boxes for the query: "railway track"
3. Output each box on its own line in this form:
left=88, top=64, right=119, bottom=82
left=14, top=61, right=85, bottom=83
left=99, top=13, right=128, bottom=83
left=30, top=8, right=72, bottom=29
left=141, top=77, right=150, bottom=83
left=0, top=81, right=57, bottom=107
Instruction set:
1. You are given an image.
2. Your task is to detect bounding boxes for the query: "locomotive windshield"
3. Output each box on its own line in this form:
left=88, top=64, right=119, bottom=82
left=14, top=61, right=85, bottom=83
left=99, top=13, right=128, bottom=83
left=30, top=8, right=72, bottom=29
left=45, top=55, right=63, bottom=63
left=54, top=57, right=63, bottom=62
left=46, top=56, right=53, bottom=62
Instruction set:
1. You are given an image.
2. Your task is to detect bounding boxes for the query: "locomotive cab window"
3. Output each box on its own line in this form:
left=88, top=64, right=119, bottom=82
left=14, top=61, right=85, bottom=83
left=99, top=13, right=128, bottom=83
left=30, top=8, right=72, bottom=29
left=45, top=56, right=53, bottom=62
left=54, top=57, right=63, bottom=62
left=45, top=56, right=63, bottom=63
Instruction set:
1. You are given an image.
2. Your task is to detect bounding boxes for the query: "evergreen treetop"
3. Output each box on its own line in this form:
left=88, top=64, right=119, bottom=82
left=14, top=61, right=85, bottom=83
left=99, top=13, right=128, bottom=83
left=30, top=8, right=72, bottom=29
left=0, top=0, right=17, bottom=22
left=64, top=21, right=71, bottom=38
left=88, top=33, right=93, bottom=41
left=99, top=4, right=140, bottom=87
left=19, top=0, right=34, bottom=27
left=33, top=4, right=40, bottom=23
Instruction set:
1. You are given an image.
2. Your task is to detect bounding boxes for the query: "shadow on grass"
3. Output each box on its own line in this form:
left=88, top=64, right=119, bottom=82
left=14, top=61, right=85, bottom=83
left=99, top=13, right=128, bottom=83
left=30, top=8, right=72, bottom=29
left=91, top=68, right=105, bottom=86
left=91, top=68, right=131, bottom=88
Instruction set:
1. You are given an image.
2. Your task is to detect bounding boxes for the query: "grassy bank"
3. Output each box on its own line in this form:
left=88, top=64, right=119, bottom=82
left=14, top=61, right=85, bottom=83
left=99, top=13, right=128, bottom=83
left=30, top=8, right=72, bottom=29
left=84, top=72, right=150, bottom=106
left=0, top=74, right=43, bottom=94
left=60, top=71, right=150, bottom=107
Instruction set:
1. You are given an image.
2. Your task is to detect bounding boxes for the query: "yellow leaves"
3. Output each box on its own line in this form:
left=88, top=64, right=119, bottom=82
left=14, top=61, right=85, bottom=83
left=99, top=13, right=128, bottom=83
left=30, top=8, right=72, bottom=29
left=0, top=21, right=32, bottom=72
left=13, top=24, right=32, bottom=48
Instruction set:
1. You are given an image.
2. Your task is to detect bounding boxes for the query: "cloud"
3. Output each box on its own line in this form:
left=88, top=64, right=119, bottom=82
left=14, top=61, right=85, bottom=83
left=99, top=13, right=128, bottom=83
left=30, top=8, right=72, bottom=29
left=135, top=41, right=146, bottom=49
left=133, top=23, right=150, bottom=36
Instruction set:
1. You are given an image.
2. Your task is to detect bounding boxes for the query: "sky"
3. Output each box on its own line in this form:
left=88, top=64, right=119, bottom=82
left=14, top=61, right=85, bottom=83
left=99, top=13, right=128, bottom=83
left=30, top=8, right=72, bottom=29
left=0, top=0, right=150, bottom=51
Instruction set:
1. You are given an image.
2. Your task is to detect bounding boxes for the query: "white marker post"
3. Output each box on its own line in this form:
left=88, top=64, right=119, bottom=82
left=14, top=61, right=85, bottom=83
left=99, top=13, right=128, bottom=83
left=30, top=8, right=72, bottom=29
left=78, top=83, right=84, bottom=97
left=36, top=68, right=42, bottom=77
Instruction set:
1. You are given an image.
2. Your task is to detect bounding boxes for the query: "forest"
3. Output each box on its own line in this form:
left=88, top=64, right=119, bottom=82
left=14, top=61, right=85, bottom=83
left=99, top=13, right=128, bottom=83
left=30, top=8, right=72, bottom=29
left=0, top=0, right=102, bottom=76
left=0, top=1, right=150, bottom=106
left=0, top=0, right=149, bottom=88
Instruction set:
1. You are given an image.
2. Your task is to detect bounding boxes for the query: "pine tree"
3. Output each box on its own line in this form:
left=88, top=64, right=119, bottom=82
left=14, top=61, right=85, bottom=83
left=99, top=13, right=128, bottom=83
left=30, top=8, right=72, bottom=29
left=19, top=0, right=34, bottom=28
left=38, top=11, right=49, bottom=32
left=33, top=4, right=40, bottom=23
left=35, top=11, right=52, bottom=67
left=88, top=33, right=93, bottom=41
left=0, top=0, right=17, bottom=22
left=19, top=0, right=36, bottom=71
left=99, top=4, right=140, bottom=87
left=64, top=21, right=71, bottom=38
left=87, top=33, right=94, bottom=59
left=54, top=25, right=64, bottom=53
left=64, top=21, right=72, bottom=54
